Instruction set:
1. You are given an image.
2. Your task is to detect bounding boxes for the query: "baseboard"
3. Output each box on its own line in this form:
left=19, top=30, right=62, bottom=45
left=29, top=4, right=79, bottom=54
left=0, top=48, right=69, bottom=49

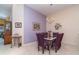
left=62, top=42, right=79, bottom=50
left=22, top=41, right=37, bottom=46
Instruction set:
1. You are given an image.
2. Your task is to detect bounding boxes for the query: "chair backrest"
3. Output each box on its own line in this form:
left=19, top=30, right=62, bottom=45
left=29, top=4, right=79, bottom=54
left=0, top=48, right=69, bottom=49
left=53, top=32, right=58, bottom=37
left=54, top=33, right=64, bottom=45
left=36, top=32, right=48, bottom=46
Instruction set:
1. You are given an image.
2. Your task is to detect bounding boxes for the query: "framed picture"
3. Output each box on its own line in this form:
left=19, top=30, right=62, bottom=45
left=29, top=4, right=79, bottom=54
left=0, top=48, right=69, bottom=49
left=15, top=22, right=22, bottom=28
left=55, top=23, right=62, bottom=30
left=33, top=22, right=40, bottom=31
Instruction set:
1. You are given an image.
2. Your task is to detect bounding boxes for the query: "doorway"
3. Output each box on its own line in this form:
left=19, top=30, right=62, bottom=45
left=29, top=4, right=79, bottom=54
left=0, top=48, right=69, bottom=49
left=0, top=23, right=4, bottom=45
left=0, top=4, right=12, bottom=45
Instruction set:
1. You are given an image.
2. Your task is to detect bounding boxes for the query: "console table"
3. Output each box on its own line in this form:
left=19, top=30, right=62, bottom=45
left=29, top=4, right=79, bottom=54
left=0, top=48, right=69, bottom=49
left=11, top=35, right=22, bottom=48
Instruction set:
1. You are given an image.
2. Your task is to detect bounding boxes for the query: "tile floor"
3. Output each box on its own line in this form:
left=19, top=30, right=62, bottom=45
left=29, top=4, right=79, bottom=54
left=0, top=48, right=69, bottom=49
left=0, top=38, right=4, bottom=45
left=0, top=41, right=79, bottom=55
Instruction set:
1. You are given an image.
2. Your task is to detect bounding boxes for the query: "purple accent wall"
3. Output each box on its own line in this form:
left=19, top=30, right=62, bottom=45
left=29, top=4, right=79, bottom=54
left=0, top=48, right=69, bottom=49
left=24, top=6, right=46, bottom=43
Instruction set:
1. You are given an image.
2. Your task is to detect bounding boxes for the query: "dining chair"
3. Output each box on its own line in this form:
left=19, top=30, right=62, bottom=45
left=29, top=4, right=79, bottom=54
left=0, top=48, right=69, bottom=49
left=36, top=32, right=48, bottom=54
left=51, top=32, right=58, bottom=48
left=53, top=33, right=64, bottom=53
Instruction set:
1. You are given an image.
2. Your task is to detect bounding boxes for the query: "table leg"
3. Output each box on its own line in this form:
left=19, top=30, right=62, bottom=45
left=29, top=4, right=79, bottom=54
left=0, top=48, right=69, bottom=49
left=42, top=47, right=44, bottom=54
left=49, top=41, right=52, bottom=54
left=18, top=38, right=21, bottom=48
left=11, top=41, right=12, bottom=48
left=11, top=38, right=13, bottom=48
left=18, top=38, right=19, bottom=47
left=14, top=39, right=16, bottom=46
left=49, top=44, right=50, bottom=54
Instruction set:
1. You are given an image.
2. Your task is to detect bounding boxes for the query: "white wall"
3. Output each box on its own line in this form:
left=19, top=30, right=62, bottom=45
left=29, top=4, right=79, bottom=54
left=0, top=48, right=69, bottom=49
left=12, top=4, right=24, bottom=45
left=46, top=5, right=79, bottom=49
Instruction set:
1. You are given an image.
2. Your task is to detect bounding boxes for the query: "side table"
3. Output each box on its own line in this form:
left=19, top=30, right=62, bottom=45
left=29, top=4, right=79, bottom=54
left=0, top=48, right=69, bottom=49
left=11, top=36, right=22, bottom=48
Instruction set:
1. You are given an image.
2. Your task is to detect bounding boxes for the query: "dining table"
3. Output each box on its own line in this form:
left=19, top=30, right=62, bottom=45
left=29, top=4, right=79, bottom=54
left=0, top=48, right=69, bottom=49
left=44, top=37, right=56, bottom=54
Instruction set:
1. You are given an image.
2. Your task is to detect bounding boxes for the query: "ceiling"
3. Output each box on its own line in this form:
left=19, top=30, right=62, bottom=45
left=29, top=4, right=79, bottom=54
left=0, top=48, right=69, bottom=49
left=0, top=4, right=12, bottom=18
left=0, top=4, right=12, bottom=11
left=27, top=4, right=73, bottom=16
